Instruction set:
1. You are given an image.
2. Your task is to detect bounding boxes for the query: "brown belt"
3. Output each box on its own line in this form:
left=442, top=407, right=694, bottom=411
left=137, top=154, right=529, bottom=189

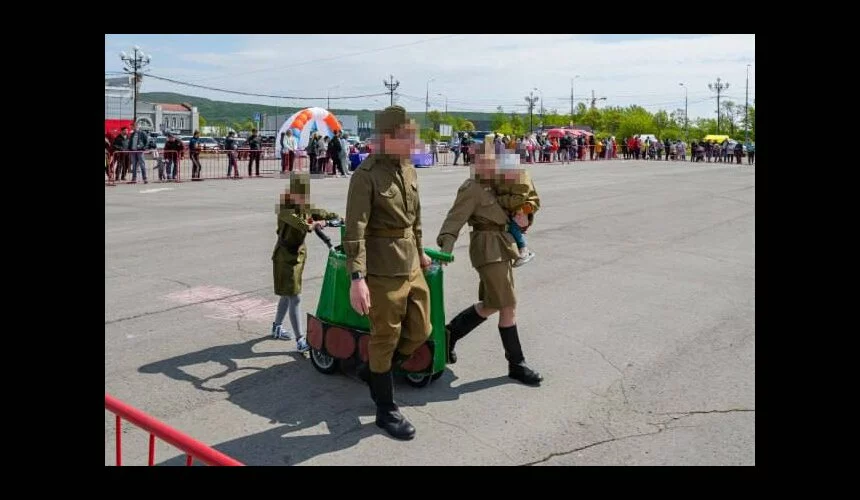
left=366, top=227, right=413, bottom=238
left=471, top=223, right=507, bottom=232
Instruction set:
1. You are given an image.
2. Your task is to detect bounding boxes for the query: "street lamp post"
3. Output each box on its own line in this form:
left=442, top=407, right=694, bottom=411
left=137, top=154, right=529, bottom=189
left=679, top=82, right=688, bottom=143
left=570, top=75, right=580, bottom=126
left=120, top=45, right=151, bottom=127
left=533, top=87, right=544, bottom=130
left=437, top=93, right=448, bottom=116
left=745, top=65, right=751, bottom=143
left=524, top=91, right=539, bottom=134
left=425, top=78, right=435, bottom=129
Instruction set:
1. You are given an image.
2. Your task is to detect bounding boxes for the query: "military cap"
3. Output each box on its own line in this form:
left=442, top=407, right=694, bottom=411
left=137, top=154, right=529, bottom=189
left=375, top=105, right=409, bottom=135
left=289, top=172, right=311, bottom=195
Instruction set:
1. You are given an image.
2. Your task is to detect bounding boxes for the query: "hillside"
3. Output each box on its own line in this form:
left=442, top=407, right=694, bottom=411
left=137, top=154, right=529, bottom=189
left=140, top=92, right=499, bottom=126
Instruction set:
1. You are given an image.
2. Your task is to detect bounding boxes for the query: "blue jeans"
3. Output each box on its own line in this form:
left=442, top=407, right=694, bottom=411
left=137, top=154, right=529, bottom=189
left=508, top=217, right=526, bottom=249
left=130, top=152, right=147, bottom=182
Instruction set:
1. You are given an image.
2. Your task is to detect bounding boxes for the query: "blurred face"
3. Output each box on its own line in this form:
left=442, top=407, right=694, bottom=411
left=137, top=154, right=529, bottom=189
left=471, top=152, right=497, bottom=181
left=380, top=123, right=420, bottom=156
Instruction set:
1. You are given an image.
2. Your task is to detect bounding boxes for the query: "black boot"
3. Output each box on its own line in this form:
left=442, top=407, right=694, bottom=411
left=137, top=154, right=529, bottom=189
left=445, top=305, right=487, bottom=363
left=499, top=325, right=543, bottom=386
left=370, top=370, right=416, bottom=440
left=361, top=350, right=409, bottom=403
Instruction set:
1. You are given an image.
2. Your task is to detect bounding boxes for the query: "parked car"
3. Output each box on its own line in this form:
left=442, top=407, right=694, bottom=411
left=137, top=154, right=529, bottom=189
left=196, top=137, right=219, bottom=151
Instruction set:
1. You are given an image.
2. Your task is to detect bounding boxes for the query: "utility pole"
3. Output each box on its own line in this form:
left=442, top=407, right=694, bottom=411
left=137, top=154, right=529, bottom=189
left=383, top=75, right=400, bottom=107
left=590, top=89, right=606, bottom=110
left=570, top=75, right=580, bottom=127
left=524, top=91, right=539, bottom=134
left=679, top=83, right=689, bottom=143
left=425, top=78, right=435, bottom=129
left=745, top=65, right=751, bottom=143
left=120, top=46, right=151, bottom=126
left=708, top=77, right=729, bottom=134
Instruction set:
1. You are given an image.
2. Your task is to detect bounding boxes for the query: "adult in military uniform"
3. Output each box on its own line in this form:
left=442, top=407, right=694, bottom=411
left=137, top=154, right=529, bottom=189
left=272, top=173, right=340, bottom=352
left=436, top=138, right=543, bottom=386
left=344, top=105, right=432, bottom=440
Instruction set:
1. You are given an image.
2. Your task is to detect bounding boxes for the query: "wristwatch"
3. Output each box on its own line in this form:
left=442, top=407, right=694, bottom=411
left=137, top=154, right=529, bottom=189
left=351, top=271, right=364, bottom=281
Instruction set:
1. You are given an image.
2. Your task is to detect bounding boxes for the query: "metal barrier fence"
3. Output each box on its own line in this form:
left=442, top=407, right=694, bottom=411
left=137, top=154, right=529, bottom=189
left=105, top=393, right=243, bottom=466
left=104, top=146, right=753, bottom=185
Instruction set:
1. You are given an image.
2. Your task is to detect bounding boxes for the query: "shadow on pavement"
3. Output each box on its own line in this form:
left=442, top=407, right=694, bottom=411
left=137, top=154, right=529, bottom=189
left=139, top=336, right=513, bottom=465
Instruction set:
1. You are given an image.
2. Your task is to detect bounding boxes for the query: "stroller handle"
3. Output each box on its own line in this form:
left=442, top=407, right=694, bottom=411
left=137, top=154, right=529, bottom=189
left=424, top=247, right=454, bottom=263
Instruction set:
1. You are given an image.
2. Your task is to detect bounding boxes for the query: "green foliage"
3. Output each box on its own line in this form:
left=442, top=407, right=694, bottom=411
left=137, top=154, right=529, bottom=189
left=420, top=129, right=440, bottom=143
left=141, top=92, right=757, bottom=143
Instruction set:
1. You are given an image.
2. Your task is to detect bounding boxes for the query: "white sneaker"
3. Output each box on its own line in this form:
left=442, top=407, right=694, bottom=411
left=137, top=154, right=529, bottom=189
left=271, top=324, right=293, bottom=340
left=513, top=250, right=535, bottom=268
left=296, top=337, right=310, bottom=353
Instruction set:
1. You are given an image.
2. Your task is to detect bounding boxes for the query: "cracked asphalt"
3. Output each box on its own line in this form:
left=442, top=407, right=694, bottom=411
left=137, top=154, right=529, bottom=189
left=105, top=159, right=755, bottom=466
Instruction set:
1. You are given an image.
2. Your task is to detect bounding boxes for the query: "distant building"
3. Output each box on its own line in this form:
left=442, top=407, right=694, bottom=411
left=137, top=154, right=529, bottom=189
left=138, top=102, right=199, bottom=136
left=104, top=76, right=198, bottom=134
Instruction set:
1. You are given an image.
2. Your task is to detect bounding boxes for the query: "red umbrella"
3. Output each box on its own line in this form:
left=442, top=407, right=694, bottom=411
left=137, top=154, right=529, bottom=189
left=545, top=128, right=570, bottom=139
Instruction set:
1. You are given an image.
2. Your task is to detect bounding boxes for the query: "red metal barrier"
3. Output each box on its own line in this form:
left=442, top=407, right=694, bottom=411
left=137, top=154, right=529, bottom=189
left=105, top=393, right=243, bottom=466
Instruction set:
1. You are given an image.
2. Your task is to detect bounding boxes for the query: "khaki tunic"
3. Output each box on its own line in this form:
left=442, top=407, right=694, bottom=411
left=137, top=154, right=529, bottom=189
left=343, top=153, right=431, bottom=372
left=343, top=154, right=424, bottom=277
left=272, top=206, right=339, bottom=296
left=437, top=178, right=521, bottom=308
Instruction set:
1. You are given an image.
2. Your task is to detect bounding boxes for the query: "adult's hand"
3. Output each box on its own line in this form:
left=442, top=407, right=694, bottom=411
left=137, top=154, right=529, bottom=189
left=350, top=279, right=371, bottom=316
left=420, top=251, right=432, bottom=269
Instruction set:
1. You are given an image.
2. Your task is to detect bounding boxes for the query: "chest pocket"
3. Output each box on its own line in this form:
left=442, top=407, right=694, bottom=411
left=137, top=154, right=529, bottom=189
left=406, top=180, right=418, bottom=209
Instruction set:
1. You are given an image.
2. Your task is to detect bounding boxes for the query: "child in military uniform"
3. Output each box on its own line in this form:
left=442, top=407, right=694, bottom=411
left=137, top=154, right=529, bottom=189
left=271, top=173, right=341, bottom=352
left=493, top=151, right=538, bottom=267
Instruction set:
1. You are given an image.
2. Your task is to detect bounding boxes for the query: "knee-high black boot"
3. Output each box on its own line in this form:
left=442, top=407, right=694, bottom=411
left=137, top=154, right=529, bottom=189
left=370, top=370, right=416, bottom=440
left=499, top=325, right=543, bottom=386
left=445, top=305, right=487, bottom=363
left=361, top=351, right=409, bottom=403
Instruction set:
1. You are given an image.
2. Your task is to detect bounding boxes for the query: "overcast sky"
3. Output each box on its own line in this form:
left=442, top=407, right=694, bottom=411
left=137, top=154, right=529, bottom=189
left=105, top=34, right=755, bottom=120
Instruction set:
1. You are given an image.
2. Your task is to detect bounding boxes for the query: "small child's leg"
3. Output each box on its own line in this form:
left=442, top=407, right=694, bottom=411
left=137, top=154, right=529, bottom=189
left=288, top=295, right=310, bottom=352
left=509, top=217, right=535, bottom=268
left=508, top=216, right=527, bottom=250
left=272, top=295, right=292, bottom=339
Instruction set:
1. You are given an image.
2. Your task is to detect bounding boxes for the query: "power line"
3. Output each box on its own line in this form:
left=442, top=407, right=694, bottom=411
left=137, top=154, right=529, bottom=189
left=186, top=34, right=463, bottom=84
left=144, top=73, right=390, bottom=100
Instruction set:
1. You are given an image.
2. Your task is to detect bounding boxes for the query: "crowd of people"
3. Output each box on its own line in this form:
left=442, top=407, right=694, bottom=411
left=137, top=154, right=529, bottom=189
left=441, top=131, right=755, bottom=166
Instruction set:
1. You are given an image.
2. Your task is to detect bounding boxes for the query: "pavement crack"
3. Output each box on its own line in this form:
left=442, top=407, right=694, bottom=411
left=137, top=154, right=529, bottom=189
left=579, top=342, right=629, bottom=405
left=163, top=278, right=192, bottom=289
left=527, top=409, right=755, bottom=465
left=521, top=428, right=664, bottom=466
left=656, top=408, right=754, bottom=419
left=105, top=286, right=272, bottom=325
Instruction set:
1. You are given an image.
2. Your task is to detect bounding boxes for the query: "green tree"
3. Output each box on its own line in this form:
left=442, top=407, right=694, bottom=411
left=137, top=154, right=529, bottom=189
left=583, top=108, right=603, bottom=132
left=602, top=107, right=623, bottom=135
left=427, top=110, right=443, bottom=131
left=721, top=101, right=738, bottom=136
left=544, top=110, right=567, bottom=127
left=420, top=129, right=440, bottom=143
left=198, top=114, right=207, bottom=130
left=462, top=120, right=475, bottom=132
left=653, top=110, right=670, bottom=138
left=510, top=114, right=525, bottom=136
left=491, top=106, right=508, bottom=132
left=617, top=109, right=654, bottom=140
